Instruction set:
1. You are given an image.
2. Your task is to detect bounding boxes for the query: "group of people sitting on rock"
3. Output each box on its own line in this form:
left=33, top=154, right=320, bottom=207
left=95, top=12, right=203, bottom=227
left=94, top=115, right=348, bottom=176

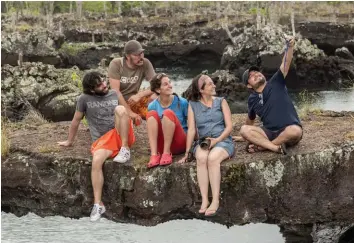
left=58, top=37, right=303, bottom=222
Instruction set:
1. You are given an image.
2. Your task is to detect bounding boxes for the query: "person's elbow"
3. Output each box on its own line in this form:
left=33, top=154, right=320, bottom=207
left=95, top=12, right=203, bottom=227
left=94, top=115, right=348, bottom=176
left=226, top=123, right=233, bottom=134
left=71, top=118, right=81, bottom=127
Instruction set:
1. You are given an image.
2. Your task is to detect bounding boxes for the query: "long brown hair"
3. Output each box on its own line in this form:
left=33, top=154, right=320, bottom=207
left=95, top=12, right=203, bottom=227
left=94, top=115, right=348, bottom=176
left=188, top=73, right=207, bottom=101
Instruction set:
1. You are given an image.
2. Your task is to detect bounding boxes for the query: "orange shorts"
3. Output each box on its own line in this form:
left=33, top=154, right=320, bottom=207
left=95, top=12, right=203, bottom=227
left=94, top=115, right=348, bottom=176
left=90, top=120, right=135, bottom=158
left=130, top=96, right=149, bottom=120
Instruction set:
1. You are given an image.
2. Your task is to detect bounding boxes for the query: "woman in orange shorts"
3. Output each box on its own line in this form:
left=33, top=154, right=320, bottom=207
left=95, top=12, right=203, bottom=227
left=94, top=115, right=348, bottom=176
left=146, top=73, right=189, bottom=168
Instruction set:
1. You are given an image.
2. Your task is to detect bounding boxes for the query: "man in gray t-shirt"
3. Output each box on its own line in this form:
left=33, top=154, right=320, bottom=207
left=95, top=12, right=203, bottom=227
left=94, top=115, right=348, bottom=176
left=76, top=90, right=118, bottom=141
left=58, top=71, right=136, bottom=222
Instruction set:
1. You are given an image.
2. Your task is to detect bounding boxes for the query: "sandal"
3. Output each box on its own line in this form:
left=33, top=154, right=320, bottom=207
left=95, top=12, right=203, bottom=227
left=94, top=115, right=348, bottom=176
left=278, top=144, right=287, bottom=155
left=147, top=154, right=161, bottom=168
left=198, top=202, right=210, bottom=214
left=245, top=143, right=263, bottom=153
left=159, top=153, right=172, bottom=166
left=204, top=207, right=221, bottom=217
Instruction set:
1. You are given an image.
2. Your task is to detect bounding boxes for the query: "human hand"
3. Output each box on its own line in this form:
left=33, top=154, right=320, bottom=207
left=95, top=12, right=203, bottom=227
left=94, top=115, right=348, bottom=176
left=232, top=136, right=245, bottom=142
left=206, top=137, right=219, bottom=150
left=130, top=112, right=142, bottom=126
left=57, top=140, right=73, bottom=147
left=127, top=94, right=141, bottom=106
left=177, top=154, right=188, bottom=164
left=284, top=35, right=295, bottom=47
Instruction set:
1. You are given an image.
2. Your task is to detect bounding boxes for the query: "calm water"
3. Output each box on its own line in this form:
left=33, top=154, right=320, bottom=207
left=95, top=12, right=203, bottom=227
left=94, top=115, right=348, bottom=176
left=142, top=68, right=354, bottom=112
left=1, top=212, right=284, bottom=243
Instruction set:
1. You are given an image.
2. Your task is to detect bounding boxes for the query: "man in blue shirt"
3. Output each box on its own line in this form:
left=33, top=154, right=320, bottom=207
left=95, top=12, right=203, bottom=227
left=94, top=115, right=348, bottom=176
left=240, top=36, right=303, bottom=155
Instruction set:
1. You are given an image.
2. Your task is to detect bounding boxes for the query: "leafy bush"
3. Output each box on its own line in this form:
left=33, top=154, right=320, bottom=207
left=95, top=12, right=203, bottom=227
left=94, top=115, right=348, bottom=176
left=1, top=119, right=10, bottom=158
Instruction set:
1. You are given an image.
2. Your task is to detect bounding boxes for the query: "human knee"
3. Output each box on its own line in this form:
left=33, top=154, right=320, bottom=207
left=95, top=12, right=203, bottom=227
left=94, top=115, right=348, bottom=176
left=240, top=125, right=252, bottom=137
left=114, top=105, right=127, bottom=117
left=146, top=110, right=159, bottom=121
left=162, top=109, right=177, bottom=123
left=207, top=153, right=222, bottom=166
left=91, top=158, right=104, bottom=171
left=196, top=152, right=208, bottom=166
left=286, top=125, right=303, bottom=138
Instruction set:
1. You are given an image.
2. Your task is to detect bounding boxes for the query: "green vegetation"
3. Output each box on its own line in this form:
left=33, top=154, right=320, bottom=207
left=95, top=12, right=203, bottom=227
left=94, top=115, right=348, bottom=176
left=297, top=89, right=322, bottom=119
left=2, top=1, right=353, bottom=21
left=131, top=154, right=150, bottom=169
left=1, top=119, right=10, bottom=158
left=1, top=105, right=48, bottom=158
left=38, top=144, right=60, bottom=153
left=71, top=71, right=82, bottom=90
left=59, top=43, right=93, bottom=56
left=70, top=71, right=88, bottom=127
left=22, top=108, right=48, bottom=125
left=223, top=163, right=246, bottom=189
left=16, top=23, right=32, bottom=32
left=249, top=7, right=267, bottom=16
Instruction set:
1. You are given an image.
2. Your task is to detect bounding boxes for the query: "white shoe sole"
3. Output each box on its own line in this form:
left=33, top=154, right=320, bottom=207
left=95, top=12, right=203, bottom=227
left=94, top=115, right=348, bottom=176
left=113, top=157, right=130, bottom=163
left=90, top=208, right=106, bottom=222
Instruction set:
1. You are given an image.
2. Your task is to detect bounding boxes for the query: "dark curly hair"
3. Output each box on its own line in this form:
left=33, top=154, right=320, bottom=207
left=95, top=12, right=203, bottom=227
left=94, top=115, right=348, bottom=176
left=82, top=71, right=104, bottom=95
left=187, top=73, right=207, bottom=101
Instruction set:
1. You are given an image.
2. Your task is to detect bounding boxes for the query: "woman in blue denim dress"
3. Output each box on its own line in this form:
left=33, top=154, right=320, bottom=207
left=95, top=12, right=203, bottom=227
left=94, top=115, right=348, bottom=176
left=178, top=73, right=235, bottom=217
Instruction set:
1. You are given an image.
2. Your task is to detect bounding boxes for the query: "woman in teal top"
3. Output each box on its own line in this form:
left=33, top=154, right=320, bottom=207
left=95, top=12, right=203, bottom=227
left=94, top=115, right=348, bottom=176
left=146, top=73, right=188, bottom=168
left=178, top=73, right=235, bottom=217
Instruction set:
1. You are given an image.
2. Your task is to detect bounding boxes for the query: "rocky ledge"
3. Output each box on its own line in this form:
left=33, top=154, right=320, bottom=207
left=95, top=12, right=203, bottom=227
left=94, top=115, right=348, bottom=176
left=2, top=112, right=354, bottom=239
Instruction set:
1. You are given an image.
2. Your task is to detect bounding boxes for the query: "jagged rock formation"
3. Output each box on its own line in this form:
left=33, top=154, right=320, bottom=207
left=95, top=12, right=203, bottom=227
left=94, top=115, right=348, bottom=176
left=2, top=14, right=354, bottom=91
left=220, top=24, right=354, bottom=90
left=1, top=62, right=82, bottom=121
left=1, top=112, right=354, bottom=243
left=1, top=29, right=64, bottom=66
left=296, top=21, right=354, bottom=55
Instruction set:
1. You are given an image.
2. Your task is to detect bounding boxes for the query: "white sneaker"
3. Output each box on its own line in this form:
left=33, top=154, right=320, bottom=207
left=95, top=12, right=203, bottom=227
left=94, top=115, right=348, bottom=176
left=113, top=147, right=131, bottom=163
left=90, top=204, right=106, bottom=222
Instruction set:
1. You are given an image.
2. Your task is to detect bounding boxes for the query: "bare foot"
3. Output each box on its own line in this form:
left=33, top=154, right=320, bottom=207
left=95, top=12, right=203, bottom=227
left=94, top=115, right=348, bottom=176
left=205, top=201, right=219, bottom=216
left=246, top=143, right=266, bottom=153
left=198, top=201, right=210, bottom=214
left=232, top=136, right=245, bottom=142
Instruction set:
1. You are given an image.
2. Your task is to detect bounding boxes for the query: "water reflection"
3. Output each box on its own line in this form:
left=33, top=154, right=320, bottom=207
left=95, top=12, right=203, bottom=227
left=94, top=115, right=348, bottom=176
left=1, top=212, right=284, bottom=243
left=291, top=89, right=354, bottom=112
left=141, top=68, right=354, bottom=112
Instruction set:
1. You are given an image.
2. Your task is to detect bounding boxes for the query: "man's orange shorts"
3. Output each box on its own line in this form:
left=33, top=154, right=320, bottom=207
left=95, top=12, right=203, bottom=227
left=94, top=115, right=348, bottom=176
left=90, top=120, right=135, bottom=158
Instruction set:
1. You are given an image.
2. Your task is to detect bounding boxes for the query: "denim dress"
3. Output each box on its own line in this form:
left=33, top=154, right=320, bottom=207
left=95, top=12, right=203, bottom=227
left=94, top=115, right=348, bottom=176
left=189, top=97, right=235, bottom=157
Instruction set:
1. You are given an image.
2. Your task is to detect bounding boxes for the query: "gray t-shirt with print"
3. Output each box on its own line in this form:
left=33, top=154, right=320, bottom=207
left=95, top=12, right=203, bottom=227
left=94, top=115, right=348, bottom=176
left=76, top=90, right=118, bottom=142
